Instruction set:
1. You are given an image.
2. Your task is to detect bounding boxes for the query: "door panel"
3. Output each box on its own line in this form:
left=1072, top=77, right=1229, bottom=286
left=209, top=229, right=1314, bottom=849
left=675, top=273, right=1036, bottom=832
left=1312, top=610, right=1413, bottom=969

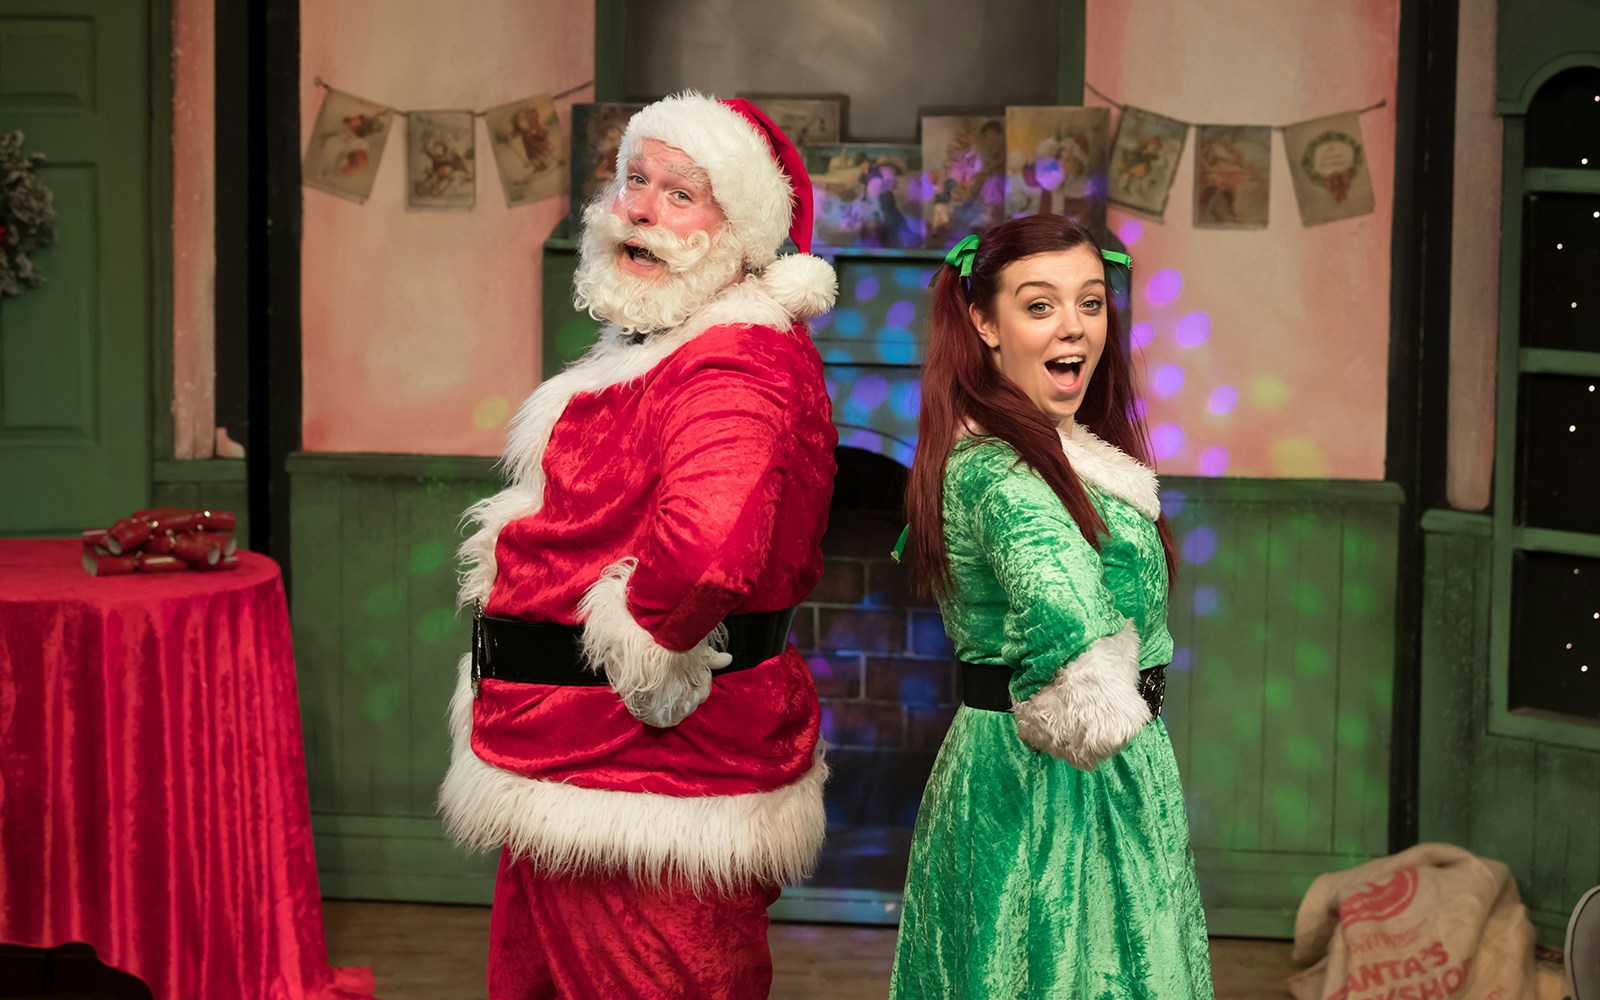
left=0, top=0, right=150, bottom=535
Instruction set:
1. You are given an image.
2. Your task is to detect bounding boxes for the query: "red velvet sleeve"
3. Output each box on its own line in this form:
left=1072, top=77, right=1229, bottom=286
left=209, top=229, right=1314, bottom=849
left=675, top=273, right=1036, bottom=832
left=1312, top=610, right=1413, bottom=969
left=623, top=325, right=812, bottom=651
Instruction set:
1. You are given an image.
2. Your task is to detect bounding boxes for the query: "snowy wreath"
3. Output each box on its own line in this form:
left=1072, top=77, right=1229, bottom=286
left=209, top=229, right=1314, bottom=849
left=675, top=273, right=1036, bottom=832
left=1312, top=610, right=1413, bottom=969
left=0, top=131, right=58, bottom=298
left=1299, top=129, right=1365, bottom=204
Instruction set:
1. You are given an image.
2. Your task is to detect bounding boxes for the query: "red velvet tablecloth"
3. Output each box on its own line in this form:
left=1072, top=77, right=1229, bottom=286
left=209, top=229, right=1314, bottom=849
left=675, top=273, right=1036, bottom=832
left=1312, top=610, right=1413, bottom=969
left=0, top=539, right=376, bottom=1000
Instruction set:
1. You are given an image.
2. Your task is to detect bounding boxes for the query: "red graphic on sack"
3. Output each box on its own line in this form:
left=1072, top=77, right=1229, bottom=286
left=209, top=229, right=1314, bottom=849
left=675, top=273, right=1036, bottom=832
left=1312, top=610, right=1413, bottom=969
left=1338, top=869, right=1420, bottom=928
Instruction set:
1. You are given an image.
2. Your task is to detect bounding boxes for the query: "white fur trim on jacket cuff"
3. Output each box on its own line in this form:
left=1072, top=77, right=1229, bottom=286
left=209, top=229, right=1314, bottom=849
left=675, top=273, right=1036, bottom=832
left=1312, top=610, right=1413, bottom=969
left=1012, top=621, right=1149, bottom=770
left=576, top=558, right=728, bottom=728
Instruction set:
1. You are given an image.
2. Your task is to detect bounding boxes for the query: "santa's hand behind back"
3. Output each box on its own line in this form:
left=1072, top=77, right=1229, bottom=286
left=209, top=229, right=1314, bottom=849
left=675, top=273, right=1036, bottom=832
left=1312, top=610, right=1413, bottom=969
left=577, top=558, right=730, bottom=728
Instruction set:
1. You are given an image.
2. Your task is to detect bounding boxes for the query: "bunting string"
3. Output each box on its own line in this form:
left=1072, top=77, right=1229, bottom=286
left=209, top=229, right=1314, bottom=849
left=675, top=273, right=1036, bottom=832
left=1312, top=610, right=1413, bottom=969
left=310, top=75, right=595, bottom=116
left=1083, top=81, right=1387, bottom=130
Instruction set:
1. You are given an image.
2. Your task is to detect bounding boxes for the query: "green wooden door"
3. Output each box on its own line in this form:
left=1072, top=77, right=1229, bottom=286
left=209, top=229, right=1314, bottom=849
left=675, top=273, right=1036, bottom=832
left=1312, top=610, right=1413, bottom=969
left=0, top=0, right=151, bottom=535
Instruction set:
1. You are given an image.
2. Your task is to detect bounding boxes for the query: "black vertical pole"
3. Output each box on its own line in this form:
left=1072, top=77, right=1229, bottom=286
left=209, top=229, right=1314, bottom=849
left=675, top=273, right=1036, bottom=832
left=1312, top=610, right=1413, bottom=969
left=1386, top=0, right=1460, bottom=852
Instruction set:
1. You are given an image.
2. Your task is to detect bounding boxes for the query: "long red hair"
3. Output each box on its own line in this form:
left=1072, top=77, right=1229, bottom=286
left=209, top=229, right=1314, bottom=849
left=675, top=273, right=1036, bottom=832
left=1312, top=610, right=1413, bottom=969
left=906, top=214, right=1178, bottom=600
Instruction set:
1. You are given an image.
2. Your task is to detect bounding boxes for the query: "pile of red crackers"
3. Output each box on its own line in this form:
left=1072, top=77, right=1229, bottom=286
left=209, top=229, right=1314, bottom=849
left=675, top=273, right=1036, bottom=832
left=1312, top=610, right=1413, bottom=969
left=82, top=508, right=239, bottom=576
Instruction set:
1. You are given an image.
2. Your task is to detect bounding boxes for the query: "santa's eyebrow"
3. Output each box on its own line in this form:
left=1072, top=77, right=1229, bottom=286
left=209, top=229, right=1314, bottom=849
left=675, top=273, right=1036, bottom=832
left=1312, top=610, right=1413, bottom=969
left=664, top=161, right=711, bottom=188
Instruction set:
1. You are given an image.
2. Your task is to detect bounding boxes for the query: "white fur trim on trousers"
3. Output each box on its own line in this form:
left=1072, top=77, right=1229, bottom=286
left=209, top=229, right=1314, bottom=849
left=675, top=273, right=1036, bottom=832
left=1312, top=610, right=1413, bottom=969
left=1012, top=621, right=1149, bottom=770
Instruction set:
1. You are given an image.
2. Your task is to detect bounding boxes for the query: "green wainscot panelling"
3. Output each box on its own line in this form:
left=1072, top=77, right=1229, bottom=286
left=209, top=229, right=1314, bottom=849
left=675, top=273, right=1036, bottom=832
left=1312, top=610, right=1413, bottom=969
left=289, top=453, right=501, bottom=898
left=290, top=449, right=1403, bottom=935
left=1159, top=478, right=1402, bottom=936
left=1419, top=512, right=1600, bottom=947
left=151, top=460, right=251, bottom=549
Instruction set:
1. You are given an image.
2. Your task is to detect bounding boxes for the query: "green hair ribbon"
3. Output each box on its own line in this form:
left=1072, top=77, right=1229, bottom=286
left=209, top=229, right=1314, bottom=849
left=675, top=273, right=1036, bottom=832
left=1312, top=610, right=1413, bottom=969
left=928, top=234, right=981, bottom=287
left=1101, top=249, right=1132, bottom=269
left=890, top=523, right=909, bottom=564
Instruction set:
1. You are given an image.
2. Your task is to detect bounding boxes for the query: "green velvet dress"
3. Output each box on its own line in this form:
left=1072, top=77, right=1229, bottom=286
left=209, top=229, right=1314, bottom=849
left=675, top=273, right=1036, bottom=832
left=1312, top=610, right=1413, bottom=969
left=889, top=430, right=1213, bottom=999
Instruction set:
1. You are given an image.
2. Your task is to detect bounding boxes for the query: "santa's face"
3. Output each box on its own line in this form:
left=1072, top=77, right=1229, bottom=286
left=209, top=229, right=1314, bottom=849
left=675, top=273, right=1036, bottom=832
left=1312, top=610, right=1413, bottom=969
left=613, top=140, right=726, bottom=279
left=572, top=138, right=746, bottom=334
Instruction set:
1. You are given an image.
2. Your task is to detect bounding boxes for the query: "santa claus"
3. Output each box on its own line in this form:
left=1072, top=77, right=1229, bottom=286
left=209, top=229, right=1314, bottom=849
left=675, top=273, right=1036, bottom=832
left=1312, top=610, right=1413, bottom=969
left=439, top=92, right=839, bottom=998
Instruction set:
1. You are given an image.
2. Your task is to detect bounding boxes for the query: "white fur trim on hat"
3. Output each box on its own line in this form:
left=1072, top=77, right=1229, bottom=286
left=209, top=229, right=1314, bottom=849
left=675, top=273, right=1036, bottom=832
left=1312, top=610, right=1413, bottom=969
left=617, top=91, right=794, bottom=268
left=757, top=253, right=837, bottom=319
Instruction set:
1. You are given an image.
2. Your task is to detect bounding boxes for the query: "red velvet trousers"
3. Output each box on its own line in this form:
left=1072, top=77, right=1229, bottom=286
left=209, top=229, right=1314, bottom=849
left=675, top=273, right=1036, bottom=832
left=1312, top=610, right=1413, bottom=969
left=487, top=848, right=781, bottom=999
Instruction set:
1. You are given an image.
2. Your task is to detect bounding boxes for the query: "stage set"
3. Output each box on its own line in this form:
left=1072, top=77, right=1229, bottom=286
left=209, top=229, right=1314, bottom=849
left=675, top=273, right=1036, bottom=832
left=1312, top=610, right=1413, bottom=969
left=1, top=0, right=1598, bottom=997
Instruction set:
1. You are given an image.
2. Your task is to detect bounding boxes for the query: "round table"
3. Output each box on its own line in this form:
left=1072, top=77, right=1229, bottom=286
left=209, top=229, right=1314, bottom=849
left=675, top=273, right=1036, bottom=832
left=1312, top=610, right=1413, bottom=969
left=0, top=539, right=375, bottom=1000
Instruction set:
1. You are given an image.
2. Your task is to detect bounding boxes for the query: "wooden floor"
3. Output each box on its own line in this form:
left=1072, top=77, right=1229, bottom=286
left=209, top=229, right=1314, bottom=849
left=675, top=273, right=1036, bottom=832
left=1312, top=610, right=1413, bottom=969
left=3, top=902, right=1571, bottom=998
left=323, top=900, right=1303, bottom=999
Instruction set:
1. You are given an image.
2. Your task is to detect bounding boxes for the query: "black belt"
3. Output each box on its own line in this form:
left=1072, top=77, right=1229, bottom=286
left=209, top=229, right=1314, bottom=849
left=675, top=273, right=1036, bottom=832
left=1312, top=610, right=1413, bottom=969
left=960, top=661, right=1167, bottom=718
left=472, top=607, right=798, bottom=688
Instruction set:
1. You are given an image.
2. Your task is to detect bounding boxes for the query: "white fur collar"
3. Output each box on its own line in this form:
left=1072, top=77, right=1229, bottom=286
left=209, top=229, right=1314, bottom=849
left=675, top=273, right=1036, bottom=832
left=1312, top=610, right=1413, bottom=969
left=454, top=276, right=804, bottom=608
left=1059, top=424, right=1161, bottom=521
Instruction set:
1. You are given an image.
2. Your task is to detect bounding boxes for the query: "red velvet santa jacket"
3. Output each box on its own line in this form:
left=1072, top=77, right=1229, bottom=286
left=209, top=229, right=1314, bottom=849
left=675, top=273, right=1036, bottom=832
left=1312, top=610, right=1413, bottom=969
left=439, top=278, right=837, bottom=891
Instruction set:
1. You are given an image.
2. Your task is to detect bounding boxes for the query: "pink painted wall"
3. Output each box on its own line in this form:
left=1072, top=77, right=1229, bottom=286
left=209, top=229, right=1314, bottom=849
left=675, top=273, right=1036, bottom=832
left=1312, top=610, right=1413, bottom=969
left=299, top=0, right=593, bottom=455
left=172, top=0, right=215, bottom=458
left=1089, top=1, right=1399, bottom=480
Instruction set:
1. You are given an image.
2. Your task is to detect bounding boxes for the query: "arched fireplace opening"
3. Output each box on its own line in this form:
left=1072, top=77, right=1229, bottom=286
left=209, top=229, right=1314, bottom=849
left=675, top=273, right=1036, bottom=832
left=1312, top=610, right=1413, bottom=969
left=792, top=445, right=959, bottom=898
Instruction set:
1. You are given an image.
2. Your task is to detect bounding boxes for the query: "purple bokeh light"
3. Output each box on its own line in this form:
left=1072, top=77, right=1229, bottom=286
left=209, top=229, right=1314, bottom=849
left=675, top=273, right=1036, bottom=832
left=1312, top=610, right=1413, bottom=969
left=1193, top=586, right=1219, bottom=617
left=1207, top=385, right=1239, bottom=415
left=851, top=374, right=889, bottom=410
left=1170, top=647, right=1194, bottom=673
left=1152, top=365, right=1185, bottom=397
left=1175, top=312, right=1211, bottom=348
left=1117, top=219, right=1144, bottom=246
left=1146, top=269, right=1183, bottom=307
left=1151, top=423, right=1185, bottom=460
left=1182, top=526, right=1218, bottom=565
left=1198, top=447, right=1230, bottom=477
left=1032, top=158, right=1065, bottom=191
left=1130, top=322, right=1154, bottom=349
left=1130, top=397, right=1149, bottom=421
left=845, top=429, right=884, bottom=453
left=854, top=275, right=879, bottom=302
left=886, top=300, right=916, bottom=328
left=1160, top=488, right=1186, bottom=518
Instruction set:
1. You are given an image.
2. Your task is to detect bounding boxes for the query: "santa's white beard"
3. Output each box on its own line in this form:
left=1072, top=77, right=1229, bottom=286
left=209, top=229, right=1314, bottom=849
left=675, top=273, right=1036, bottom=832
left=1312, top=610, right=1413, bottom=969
left=572, top=195, right=746, bottom=335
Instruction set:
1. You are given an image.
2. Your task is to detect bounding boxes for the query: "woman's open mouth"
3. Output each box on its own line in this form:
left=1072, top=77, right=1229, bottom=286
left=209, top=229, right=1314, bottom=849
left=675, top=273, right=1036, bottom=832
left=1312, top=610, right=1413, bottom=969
left=1045, top=356, right=1086, bottom=394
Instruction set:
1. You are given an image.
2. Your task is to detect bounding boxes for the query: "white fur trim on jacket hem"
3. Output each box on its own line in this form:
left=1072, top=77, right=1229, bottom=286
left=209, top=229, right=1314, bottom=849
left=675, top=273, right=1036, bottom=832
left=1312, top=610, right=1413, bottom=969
left=1012, top=621, right=1149, bottom=770
left=1061, top=424, right=1162, bottom=521
left=438, top=652, right=829, bottom=890
left=577, top=558, right=728, bottom=728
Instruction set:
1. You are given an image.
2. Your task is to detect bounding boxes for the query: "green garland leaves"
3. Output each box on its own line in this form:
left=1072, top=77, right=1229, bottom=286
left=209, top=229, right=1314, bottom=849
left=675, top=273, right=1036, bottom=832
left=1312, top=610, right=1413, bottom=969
left=0, top=131, right=58, bottom=298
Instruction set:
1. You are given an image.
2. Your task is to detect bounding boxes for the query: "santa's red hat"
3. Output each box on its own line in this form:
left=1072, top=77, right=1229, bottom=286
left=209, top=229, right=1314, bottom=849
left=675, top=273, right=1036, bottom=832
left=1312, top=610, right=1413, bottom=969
left=614, top=92, right=837, bottom=318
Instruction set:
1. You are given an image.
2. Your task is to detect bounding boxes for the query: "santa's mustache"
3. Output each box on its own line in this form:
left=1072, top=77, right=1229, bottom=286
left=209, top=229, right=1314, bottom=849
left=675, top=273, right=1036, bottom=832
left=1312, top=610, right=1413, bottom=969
left=590, top=211, right=715, bottom=273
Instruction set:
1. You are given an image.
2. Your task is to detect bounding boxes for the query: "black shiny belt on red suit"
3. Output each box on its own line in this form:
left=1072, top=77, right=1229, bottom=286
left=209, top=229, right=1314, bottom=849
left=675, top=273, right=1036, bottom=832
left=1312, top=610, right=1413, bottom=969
left=959, top=661, right=1168, bottom=718
left=471, top=608, right=799, bottom=688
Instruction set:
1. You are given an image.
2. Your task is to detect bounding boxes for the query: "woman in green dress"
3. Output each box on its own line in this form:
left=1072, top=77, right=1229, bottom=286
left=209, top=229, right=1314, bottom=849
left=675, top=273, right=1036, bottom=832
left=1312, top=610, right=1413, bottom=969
left=889, top=216, right=1214, bottom=998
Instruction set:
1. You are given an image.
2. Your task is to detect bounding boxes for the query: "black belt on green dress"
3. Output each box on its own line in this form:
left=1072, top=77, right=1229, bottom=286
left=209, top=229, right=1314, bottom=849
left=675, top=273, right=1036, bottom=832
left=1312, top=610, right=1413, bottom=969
left=959, top=661, right=1167, bottom=717
left=472, top=608, right=798, bottom=687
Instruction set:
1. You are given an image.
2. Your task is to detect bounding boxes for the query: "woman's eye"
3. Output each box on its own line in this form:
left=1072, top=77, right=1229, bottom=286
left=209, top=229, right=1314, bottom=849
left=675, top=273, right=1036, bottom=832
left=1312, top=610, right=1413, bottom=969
left=1028, top=301, right=1051, bottom=315
left=1080, top=298, right=1103, bottom=312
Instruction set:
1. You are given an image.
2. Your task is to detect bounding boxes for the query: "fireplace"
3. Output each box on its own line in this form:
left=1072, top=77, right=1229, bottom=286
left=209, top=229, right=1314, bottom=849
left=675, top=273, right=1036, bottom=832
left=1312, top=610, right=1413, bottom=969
left=786, top=444, right=958, bottom=915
